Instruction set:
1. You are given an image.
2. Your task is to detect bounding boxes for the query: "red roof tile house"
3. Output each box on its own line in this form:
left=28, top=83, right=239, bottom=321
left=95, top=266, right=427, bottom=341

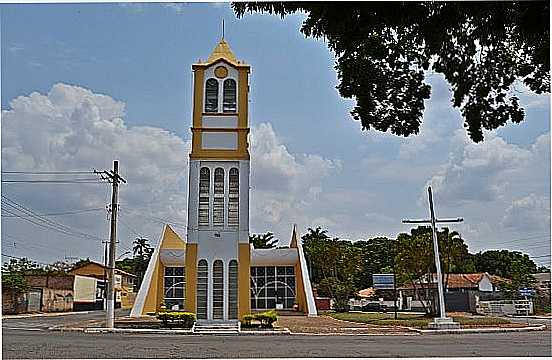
left=397, top=272, right=510, bottom=313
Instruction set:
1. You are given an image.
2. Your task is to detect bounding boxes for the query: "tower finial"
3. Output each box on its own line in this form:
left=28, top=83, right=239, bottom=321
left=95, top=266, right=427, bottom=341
left=222, top=19, right=225, bottom=40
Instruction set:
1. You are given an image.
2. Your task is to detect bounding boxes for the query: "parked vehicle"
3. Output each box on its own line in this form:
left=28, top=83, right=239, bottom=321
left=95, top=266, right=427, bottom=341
left=362, top=302, right=387, bottom=313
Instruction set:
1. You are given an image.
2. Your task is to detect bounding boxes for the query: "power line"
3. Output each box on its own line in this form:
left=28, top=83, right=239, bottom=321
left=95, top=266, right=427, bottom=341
left=2, top=195, right=105, bottom=241
left=2, top=208, right=104, bottom=217
left=2, top=179, right=103, bottom=184
left=1, top=171, right=94, bottom=174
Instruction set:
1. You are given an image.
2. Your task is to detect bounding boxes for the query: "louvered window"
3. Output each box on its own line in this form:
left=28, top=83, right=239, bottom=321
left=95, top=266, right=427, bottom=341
left=223, top=79, right=236, bottom=113
left=196, top=259, right=208, bottom=320
left=213, top=168, right=225, bottom=226
left=198, top=167, right=210, bottom=227
left=213, top=260, right=224, bottom=320
left=205, top=78, right=219, bottom=113
left=228, top=260, right=238, bottom=319
left=164, top=267, right=185, bottom=310
left=228, top=168, right=239, bottom=227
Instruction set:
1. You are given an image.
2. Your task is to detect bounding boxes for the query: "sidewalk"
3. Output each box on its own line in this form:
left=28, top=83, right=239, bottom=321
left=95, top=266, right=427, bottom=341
left=3, top=311, right=95, bottom=320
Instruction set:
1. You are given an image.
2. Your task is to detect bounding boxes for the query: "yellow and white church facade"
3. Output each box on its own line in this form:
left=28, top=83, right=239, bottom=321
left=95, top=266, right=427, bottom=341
left=130, top=38, right=317, bottom=321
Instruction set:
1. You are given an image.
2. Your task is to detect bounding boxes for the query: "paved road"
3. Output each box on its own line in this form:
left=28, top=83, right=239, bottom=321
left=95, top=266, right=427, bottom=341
left=3, top=329, right=551, bottom=358
left=2, top=312, right=551, bottom=358
left=2, top=309, right=129, bottom=331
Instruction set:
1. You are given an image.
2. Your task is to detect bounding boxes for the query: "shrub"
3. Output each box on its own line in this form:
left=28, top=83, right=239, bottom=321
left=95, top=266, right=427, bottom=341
left=156, top=311, right=196, bottom=328
left=241, top=310, right=278, bottom=328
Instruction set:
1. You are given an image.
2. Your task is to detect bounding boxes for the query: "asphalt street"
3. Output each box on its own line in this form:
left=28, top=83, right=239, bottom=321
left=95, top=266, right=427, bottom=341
left=2, top=312, right=551, bottom=358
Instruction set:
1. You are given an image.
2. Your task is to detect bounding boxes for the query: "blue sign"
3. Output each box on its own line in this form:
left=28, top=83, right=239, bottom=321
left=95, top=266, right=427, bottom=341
left=519, top=288, right=536, bottom=297
left=373, top=274, right=395, bottom=290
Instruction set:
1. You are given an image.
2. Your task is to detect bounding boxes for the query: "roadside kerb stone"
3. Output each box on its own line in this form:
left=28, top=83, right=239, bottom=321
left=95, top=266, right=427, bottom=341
left=414, top=324, right=547, bottom=335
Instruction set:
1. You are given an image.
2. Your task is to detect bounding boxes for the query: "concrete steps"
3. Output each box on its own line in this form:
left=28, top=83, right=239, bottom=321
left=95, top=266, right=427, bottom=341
left=193, top=321, right=240, bottom=335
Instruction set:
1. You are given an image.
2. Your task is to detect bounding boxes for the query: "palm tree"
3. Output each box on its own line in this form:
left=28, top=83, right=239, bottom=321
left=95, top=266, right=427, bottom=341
left=249, top=232, right=279, bottom=249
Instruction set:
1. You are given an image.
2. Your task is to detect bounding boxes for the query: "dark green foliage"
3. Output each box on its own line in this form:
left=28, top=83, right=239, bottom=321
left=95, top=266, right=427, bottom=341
left=249, top=232, right=279, bottom=249
left=1, top=272, right=29, bottom=294
left=242, top=310, right=278, bottom=328
left=116, top=237, right=154, bottom=290
left=302, top=227, right=361, bottom=311
left=233, top=2, right=549, bottom=142
left=156, top=311, right=196, bottom=328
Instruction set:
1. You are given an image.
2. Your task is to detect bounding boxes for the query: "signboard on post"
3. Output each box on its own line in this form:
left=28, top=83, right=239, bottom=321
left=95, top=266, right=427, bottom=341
left=373, top=274, right=395, bottom=290
left=519, top=288, right=536, bottom=297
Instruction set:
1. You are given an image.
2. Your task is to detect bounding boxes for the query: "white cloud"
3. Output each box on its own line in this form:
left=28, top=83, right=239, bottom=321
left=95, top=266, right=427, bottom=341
left=502, top=194, right=551, bottom=233
left=249, top=123, right=341, bottom=241
left=1, top=84, right=341, bottom=259
left=2, top=83, right=189, bottom=260
left=427, top=130, right=535, bottom=204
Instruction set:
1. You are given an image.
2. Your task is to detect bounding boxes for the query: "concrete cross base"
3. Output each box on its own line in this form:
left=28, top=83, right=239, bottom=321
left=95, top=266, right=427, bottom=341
left=428, top=317, right=460, bottom=330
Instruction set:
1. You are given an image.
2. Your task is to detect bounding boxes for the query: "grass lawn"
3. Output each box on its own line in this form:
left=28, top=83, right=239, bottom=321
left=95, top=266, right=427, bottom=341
left=327, top=312, right=512, bottom=329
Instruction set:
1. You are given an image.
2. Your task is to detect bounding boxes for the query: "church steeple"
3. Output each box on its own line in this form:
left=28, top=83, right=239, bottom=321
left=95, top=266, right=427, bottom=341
left=207, top=38, right=238, bottom=64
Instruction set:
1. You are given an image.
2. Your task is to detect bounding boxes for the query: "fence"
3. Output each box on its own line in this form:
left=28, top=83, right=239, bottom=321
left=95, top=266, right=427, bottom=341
left=477, top=299, right=533, bottom=316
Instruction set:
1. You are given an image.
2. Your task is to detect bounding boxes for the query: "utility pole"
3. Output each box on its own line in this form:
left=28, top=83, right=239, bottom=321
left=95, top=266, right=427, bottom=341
left=402, top=186, right=463, bottom=330
left=95, top=160, right=126, bottom=329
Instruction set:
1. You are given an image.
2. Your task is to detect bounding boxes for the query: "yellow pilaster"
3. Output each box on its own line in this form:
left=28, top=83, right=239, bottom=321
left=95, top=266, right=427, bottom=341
left=184, top=243, right=198, bottom=313
left=238, top=243, right=251, bottom=318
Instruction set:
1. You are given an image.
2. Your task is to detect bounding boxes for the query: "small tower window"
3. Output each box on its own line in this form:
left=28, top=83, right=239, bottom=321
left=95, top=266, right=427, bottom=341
left=205, top=78, right=219, bottom=113
left=223, top=79, right=237, bottom=113
left=228, top=168, right=239, bottom=227
left=212, top=260, right=224, bottom=320
left=213, top=168, right=225, bottom=226
left=198, top=167, right=210, bottom=226
left=197, top=259, right=208, bottom=320
left=228, top=260, right=238, bottom=319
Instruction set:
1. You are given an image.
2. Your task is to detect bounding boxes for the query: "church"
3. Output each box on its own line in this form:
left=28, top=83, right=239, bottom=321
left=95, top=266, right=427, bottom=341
left=130, top=38, right=317, bottom=321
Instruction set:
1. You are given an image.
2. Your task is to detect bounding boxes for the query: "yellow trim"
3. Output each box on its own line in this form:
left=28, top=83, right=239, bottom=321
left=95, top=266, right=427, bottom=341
left=192, top=68, right=204, bottom=129
left=184, top=243, right=198, bottom=313
left=237, top=68, right=249, bottom=129
left=142, top=258, right=161, bottom=313
left=190, top=149, right=250, bottom=161
left=238, top=243, right=251, bottom=318
left=295, top=261, right=307, bottom=313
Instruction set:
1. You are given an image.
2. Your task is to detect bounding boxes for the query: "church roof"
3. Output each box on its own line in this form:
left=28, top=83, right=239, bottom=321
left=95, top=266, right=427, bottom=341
left=207, top=38, right=238, bottom=64
left=193, top=38, right=249, bottom=68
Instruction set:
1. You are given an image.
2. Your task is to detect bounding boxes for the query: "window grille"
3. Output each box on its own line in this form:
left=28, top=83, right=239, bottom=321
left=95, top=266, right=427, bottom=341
left=197, top=260, right=208, bottom=320
left=228, top=260, right=238, bottom=319
left=223, top=79, right=236, bottom=113
left=213, top=168, right=225, bottom=226
left=164, top=267, right=185, bottom=310
left=228, top=168, right=239, bottom=227
left=250, top=266, right=296, bottom=310
left=205, top=78, right=219, bottom=113
left=213, top=260, right=224, bottom=319
left=198, top=167, right=210, bottom=226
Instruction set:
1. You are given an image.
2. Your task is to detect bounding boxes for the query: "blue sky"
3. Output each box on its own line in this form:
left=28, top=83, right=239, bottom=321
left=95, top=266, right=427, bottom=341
left=1, top=3, right=550, bottom=267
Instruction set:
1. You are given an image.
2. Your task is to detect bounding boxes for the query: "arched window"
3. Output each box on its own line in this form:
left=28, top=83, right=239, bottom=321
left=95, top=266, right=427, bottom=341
left=223, top=79, right=237, bottom=113
left=228, top=168, right=239, bottom=227
left=205, top=78, right=219, bottom=113
left=196, top=260, right=208, bottom=320
left=198, top=167, right=210, bottom=226
left=213, top=168, right=224, bottom=226
left=212, top=260, right=224, bottom=320
left=228, top=260, right=238, bottom=319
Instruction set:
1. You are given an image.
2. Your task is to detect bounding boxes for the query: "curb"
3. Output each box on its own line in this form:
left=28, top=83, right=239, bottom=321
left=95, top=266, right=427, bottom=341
left=415, top=324, right=547, bottom=334
left=84, top=327, right=195, bottom=335
left=3, top=311, right=94, bottom=320
left=288, top=331, right=419, bottom=336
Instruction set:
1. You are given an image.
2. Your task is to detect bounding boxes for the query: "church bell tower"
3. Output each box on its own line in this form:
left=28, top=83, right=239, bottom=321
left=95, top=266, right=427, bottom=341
left=186, top=38, right=251, bottom=321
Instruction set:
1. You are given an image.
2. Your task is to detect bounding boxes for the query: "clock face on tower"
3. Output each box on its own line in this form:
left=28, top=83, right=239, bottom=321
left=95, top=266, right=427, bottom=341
left=214, top=66, right=228, bottom=79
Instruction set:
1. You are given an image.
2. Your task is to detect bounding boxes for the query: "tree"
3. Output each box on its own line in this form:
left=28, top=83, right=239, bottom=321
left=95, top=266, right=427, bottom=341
left=116, top=237, right=154, bottom=290
left=301, top=227, right=362, bottom=311
left=352, top=237, right=395, bottom=290
left=249, top=232, right=279, bottom=249
left=233, top=2, right=549, bottom=142
left=1, top=258, right=45, bottom=274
